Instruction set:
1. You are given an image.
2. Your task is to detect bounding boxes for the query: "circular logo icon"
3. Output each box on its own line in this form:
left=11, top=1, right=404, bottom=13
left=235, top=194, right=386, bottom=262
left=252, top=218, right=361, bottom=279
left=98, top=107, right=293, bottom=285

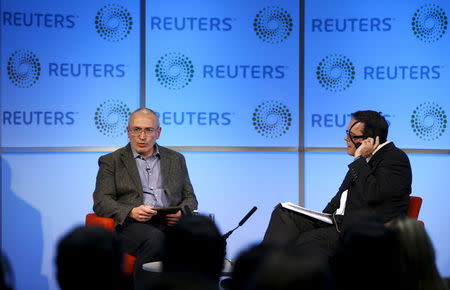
left=252, top=101, right=292, bottom=138
left=95, top=4, right=133, bottom=42
left=94, top=99, right=131, bottom=137
left=316, top=54, right=355, bottom=92
left=412, top=4, right=448, bottom=43
left=411, top=102, right=447, bottom=141
left=155, top=53, right=194, bottom=90
left=254, top=6, right=293, bottom=44
left=7, top=49, right=41, bottom=88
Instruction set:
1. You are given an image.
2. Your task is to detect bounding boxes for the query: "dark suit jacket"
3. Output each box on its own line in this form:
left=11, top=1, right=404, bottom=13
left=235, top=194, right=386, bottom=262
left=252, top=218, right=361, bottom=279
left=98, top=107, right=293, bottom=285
left=93, top=144, right=198, bottom=225
left=323, top=142, right=412, bottom=229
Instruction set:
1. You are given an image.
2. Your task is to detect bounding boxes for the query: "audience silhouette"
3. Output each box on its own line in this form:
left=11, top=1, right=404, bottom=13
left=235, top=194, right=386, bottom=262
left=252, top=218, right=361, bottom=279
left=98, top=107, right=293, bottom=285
left=329, top=219, right=405, bottom=290
left=387, top=216, right=448, bottom=290
left=226, top=243, right=333, bottom=290
left=56, top=225, right=124, bottom=290
left=0, top=252, right=14, bottom=290
left=51, top=215, right=450, bottom=290
left=155, top=214, right=225, bottom=288
left=227, top=244, right=274, bottom=290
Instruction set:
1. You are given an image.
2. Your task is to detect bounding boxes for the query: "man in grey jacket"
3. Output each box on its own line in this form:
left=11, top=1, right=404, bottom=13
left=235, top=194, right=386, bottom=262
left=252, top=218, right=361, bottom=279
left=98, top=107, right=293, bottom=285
left=93, top=108, right=198, bottom=290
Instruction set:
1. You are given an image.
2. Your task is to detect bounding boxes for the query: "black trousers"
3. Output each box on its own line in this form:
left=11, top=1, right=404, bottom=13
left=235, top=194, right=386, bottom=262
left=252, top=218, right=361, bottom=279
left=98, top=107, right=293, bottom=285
left=262, top=204, right=340, bottom=259
left=116, top=219, right=168, bottom=290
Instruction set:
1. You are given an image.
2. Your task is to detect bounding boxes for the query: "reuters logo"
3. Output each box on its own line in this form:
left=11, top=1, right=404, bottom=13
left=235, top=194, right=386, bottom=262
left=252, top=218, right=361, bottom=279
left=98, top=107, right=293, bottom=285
left=7, top=49, right=41, bottom=88
left=316, top=54, right=355, bottom=92
left=411, top=102, right=447, bottom=141
left=412, top=4, right=448, bottom=43
left=252, top=101, right=292, bottom=138
left=254, top=6, right=293, bottom=44
left=155, top=53, right=194, bottom=90
left=94, top=99, right=131, bottom=137
left=95, top=4, right=133, bottom=42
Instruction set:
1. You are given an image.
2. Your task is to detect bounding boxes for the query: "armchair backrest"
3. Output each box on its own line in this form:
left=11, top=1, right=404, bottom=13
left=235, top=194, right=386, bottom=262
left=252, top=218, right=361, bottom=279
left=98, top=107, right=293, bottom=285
left=407, top=196, right=422, bottom=220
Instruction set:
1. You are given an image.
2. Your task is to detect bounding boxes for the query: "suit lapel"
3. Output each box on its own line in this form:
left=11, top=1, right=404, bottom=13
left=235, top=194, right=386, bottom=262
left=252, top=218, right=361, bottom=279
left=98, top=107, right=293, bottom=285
left=159, top=146, right=172, bottom=195
left=158, top=146, right=172, bottom=190
left=342, top=169, right=353, bottom=190
left=121, top=144, right=142, bottom=192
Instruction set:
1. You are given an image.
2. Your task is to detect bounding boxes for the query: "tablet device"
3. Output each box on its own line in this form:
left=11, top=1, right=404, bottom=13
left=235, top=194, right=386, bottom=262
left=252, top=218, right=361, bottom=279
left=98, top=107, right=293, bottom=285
left=156, top=206, right=181, bottom=215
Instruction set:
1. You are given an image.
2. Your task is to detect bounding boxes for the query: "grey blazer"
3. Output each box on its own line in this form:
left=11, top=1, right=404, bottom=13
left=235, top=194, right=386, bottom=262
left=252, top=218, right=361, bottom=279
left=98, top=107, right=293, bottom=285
left=93, top=143, right=198, bottom=225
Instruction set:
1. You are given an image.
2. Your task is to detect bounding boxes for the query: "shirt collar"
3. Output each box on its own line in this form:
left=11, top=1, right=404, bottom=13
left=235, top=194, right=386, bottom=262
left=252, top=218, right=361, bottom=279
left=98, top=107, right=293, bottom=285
left=131, top=144, right=160, bottom=159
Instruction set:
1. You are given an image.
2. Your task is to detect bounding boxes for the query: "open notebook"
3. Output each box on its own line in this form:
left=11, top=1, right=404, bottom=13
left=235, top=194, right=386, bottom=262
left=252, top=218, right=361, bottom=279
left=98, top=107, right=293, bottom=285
left=280, top=202, right=333, bottom=224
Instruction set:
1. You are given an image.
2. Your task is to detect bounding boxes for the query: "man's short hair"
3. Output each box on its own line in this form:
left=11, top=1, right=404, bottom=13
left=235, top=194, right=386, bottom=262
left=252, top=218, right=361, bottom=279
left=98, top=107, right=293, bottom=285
left=128, top=107, right=160, bottom=127
left=351, top=110, right=389, bottom=143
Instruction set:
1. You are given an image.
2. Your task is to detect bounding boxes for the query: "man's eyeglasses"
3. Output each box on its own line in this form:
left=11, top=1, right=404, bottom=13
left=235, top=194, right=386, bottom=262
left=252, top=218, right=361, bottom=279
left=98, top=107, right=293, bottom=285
left=346, top=129, right=365, bottom=139
left=129, top=127, right=157, bottom=136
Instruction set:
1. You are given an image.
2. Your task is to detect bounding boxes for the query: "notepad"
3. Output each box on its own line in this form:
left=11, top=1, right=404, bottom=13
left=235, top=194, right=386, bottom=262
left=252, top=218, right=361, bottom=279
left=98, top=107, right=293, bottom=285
left=280, top=202, right=333, bottom=224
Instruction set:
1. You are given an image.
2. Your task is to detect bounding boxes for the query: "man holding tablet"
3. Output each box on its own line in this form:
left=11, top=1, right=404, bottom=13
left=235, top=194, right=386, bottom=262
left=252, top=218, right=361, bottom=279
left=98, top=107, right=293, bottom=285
left=93, top=108, right=198, bottom=290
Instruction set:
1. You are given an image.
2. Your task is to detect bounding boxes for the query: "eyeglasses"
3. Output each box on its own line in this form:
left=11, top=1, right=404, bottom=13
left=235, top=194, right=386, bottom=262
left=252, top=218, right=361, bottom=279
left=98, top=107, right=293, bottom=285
left=129, top=127, right=157, bottom=136
left=346, top=129, right=365, bottom=139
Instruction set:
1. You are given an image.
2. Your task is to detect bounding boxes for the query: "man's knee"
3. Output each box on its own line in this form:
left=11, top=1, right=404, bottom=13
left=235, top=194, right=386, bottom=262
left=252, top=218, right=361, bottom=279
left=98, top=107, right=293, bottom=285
left=272, top=203, right=287, bottom=216
left=137, top=231, right=165, bottom=263
left=271, top=204, right=297, bottom=222
left=140, top=229, right=164, bottom=250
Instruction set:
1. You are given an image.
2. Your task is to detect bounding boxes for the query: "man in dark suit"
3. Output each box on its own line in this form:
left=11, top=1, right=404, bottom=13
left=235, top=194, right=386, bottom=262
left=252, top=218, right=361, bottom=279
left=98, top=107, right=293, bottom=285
left=93, top=108, right=198, bottom=290
left=262, top=110, right=412, bottom=259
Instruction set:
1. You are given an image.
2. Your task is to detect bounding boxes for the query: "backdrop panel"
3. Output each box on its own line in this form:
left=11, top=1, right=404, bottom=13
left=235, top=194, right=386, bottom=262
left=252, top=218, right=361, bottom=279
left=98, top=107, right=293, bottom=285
left=145, top=0, right=300, bottom=146
left=1, top=0, right=140, bottom=147
left=304, top=0, right=449, bottom=149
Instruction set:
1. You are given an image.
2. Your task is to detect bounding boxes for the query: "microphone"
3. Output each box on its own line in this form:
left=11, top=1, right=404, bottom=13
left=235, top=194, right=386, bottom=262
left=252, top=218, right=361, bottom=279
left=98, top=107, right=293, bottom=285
left=222, top=206, right=257, bottom=240
left=238, top=206, right=257, bottom=226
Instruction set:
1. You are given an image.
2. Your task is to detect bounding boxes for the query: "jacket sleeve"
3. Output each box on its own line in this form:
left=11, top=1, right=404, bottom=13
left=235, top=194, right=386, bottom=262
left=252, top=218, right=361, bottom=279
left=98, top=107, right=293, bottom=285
left=93, top=154, right=135, bottom=225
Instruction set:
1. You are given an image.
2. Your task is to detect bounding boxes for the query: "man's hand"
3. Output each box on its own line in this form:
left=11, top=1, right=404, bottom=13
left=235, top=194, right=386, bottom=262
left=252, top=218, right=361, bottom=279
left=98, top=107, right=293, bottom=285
left=355, top=136, right=380, bottom=158
left=163, top=210, right=182, bottom=226
left=129, top=205, right=157, bottom=222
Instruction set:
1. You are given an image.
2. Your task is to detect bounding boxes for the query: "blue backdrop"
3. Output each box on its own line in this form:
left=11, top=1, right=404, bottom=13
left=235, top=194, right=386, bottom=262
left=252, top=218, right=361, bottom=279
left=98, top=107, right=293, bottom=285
left=1, top=1, right=449, bottom=289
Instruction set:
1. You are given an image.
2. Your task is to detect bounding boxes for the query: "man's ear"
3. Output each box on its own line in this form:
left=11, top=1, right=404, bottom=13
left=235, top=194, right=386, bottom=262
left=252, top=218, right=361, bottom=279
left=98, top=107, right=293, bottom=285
left=126, top=126, right=131, bottom=138
left=156, top=127, right=162, bottom=139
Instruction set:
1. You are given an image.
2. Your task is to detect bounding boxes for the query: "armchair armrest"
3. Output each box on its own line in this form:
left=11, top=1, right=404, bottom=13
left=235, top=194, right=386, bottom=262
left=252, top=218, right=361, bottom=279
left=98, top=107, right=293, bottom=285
left=85, top=213, right=115, bottom=232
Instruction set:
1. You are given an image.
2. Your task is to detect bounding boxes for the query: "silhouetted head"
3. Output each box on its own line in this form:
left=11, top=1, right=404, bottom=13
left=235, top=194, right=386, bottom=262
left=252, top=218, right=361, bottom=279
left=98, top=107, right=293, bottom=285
left=242, top=244, right=334, bottom=290
left=330, top=220, right=403, bottom=290
left=56, top=226, right=123, bottom=290
left=150, top=273, right=218, bottom=290
left=0, top=252, right=14, bottom=290
left=163, top=215, right=226, bottom=283
left=387, top=217, right=447, bottom=290
left=230, top=244, right=276, bottom=290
